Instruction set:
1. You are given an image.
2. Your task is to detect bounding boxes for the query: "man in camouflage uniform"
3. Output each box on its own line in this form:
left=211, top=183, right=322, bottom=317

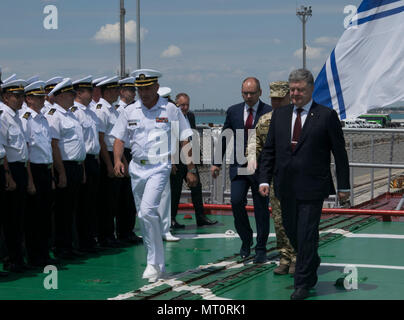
left=247, top=81, right=296, bottom=275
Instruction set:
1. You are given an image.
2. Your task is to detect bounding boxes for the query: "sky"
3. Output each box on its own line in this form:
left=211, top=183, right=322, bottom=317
left=0, top=0, right=361, bottom=110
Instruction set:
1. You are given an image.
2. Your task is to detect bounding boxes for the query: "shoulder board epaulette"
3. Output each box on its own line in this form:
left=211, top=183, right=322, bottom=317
left=71, top=106, right=78, bottom=112
left=0, top=110, right=3, bottom=115
left=48, top=108, right=56, bottom=115
left=23, top=112, right=31, bottom=120
left=96, top=104, right=103, bottom=110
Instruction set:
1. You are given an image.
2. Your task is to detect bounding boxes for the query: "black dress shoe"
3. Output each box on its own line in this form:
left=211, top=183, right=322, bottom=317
left=171, top=220, right=185, bottom=229
left=119, top=233, right=143, bottom=244
left=253, top=252, right=267, bottom=264
left=196, top=216, right=218, bottom=227
left=290, top=288, right=310, bottom=300
left=3, top=262, right=25, bottom=273
left=240, top=240, right=253, bottom=259
left=0, top=270, right=9, bottom=277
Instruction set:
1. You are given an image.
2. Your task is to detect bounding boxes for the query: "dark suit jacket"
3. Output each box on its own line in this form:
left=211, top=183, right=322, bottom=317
left=258, top=102, right=350, bottom=200
left=215, top=100, right=272, bottom=181
left=185, top=111, right=196, bottom=130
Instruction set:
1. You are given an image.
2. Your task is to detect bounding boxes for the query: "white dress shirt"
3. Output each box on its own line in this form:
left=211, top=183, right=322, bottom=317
left=20, top=107, right=53, bottom=164
left=0, top=104, right=29, bottom=162
left=45, top=103, right=86, bottom=161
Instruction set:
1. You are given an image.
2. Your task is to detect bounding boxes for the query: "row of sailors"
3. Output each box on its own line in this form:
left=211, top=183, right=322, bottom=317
left=0, top=73, right=148, bottom=273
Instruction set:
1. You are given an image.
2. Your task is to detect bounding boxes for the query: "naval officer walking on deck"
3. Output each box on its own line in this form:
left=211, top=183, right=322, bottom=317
left=111, top=69, right=196, bottom=282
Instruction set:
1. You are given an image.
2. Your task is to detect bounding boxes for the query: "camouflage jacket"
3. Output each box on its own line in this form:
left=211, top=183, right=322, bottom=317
left=247, top=111, right=272, bottom=162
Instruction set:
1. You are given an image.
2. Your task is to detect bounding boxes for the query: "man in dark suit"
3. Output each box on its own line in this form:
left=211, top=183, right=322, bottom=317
left=211, top=77, right=272, bottom=264
left=170, top=92, right=217, bottom=228
left=258, top=69, right=350, bottom=300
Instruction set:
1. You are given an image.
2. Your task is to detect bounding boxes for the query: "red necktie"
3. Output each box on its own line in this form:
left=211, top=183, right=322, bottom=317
left=291, top=108, right=303, bottom=151
left=245, top=107, right=254, bottom=130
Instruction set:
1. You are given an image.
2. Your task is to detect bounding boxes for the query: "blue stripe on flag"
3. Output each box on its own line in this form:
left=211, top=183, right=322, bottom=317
left=313, top=64, right=332, bottom=110
left=330, top=50, right=346, bottom=119
left=358, top=0, right=401, bottom=14
left=357, top=4, right=404, bottom=25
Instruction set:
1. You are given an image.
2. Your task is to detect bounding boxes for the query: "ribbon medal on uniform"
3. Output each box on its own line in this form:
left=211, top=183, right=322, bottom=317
left=156, top=117, right=168, bottom=123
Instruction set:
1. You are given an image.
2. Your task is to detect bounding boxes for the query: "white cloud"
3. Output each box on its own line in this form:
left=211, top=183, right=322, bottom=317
left=273, top=38, right=281, bottom=44
left=314, top=36, right=339, bottom=46
left=160, top=45, right=182, bottom=58
left=93, top=20, right=148, bottom=44
left=293, top=46, right=325, bottom=60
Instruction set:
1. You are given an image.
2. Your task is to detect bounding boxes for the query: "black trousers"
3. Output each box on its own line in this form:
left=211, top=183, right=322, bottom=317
left=97, top=152, right=122, bottom=241
left=170, top=163, right=205, bottom=221
left=54, top=161, right=83, bottom=251
left=25, top=163, right=53, bottom=263
left=3, top=162, right=27, bottom=265
left=77, top=155, right=100, bottom=249
left=230, top=175, right=270, bottom=253
left=116, top=148, right=137, bottom=238
left=280, top=196, right=323, bottom=289
left=0, top=163, right=6, bottom=258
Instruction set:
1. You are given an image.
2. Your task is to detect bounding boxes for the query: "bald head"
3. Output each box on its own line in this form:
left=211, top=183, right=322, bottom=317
left=241, top=77, right=262, bottom=107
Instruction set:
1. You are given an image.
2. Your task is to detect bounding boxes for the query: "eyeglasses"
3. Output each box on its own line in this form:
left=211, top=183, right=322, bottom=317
left=242, top=91, right=259, bottom=96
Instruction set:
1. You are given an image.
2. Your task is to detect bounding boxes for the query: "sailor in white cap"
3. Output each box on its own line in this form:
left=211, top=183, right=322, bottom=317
left=91, top=75, right=123, bottom=248
left=45, top=78, right=86, bottom=259
left=20, top=76, right=40, bottom=113
left=89, top=76, right=108, bottom=109
left=112, top=76, right=142, bottom=244
left=0, top=79, right=30, bottom=272
left=111, top=69, right=197, bottom=281
left=43, top=76, right=64, bottom=115
left=71, top=76, right=101, bottom=252
left=20, top=80, right=56, bottom=267
left=0, top=74, right=17, bottom=111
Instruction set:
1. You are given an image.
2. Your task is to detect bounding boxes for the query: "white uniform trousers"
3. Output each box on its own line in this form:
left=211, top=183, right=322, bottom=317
left=129, top=161, right=171, bottom=271
left=158, top=180, right=171, bottom=235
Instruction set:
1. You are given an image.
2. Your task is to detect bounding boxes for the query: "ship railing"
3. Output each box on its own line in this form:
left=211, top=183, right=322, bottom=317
left=180, top=127, right=404, bottom=210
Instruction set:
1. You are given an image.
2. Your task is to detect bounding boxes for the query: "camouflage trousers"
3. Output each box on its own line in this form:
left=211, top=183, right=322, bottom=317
left=270, top=184, right=296, bottom=265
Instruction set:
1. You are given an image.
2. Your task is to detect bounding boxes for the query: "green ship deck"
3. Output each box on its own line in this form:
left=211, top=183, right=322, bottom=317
left=1, top=210, right=404, bottom=301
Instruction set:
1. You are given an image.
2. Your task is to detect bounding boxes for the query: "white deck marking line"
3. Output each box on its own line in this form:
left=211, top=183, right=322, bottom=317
left=319, top=262, right=404, bottom=271
left=175, top=230, right=404, bottom=240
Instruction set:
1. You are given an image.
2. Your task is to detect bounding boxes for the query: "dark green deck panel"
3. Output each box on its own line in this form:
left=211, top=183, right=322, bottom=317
left=1, top=213, right=404, bottom=300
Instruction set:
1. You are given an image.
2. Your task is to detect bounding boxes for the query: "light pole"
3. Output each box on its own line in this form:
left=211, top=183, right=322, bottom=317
left=296, top=5, right=312, bottom=69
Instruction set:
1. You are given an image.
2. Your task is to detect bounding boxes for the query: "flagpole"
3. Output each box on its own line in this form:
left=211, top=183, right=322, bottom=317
left=136, top=0, right=141, bottom=69
left=120, top=0, right=126, bottom=78
left=296, top=6, right=312, bottom=69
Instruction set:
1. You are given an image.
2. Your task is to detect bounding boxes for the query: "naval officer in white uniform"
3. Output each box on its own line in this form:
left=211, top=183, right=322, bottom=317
left=0, top=79, right=30, bottom=272
left=45, top=78, right=86, bottom=259
left=20, top=80, right=55, bottom=266
left=111, top=69, right=197, bottom=281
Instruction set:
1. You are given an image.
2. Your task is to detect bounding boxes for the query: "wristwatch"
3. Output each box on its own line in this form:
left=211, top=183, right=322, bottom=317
left=188, top=168, right=197, bottom=174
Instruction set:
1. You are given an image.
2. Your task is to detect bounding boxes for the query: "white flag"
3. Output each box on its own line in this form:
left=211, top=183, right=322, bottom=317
left=313, top=0, right=404, bottom=120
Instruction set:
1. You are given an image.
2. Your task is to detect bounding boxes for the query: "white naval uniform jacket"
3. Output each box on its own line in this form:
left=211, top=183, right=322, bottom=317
left=111, top=96, right=193, bottom=165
